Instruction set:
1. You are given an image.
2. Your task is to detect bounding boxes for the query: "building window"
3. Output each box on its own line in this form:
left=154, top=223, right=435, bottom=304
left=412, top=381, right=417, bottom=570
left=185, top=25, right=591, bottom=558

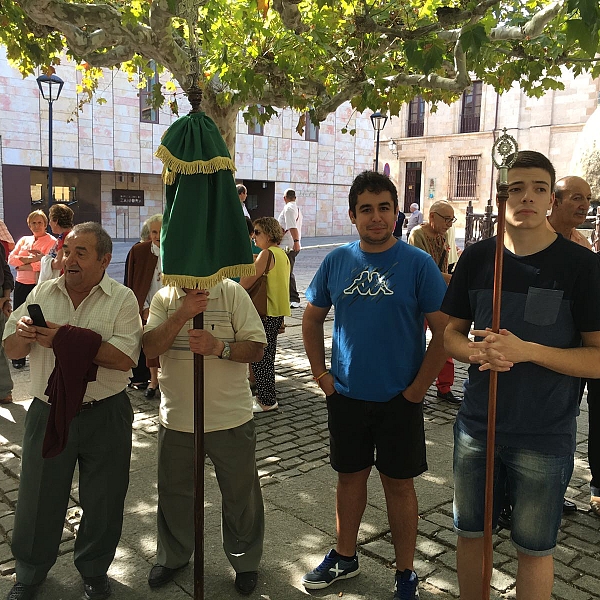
left=140, top=61, right=159, bottom=124
left=460, top=81, right=482, bottom=133
left=449, top=155, right=479, bottom=200
left=248, top=105, right=265, bottom=136
left=305, top=113, right=319, bottom=142
left=407, top=96, right=425, bottom=137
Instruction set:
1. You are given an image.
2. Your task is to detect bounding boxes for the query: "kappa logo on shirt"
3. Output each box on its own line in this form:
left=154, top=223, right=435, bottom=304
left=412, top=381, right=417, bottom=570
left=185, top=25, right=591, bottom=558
left=343, top=269, right=393, bottom=296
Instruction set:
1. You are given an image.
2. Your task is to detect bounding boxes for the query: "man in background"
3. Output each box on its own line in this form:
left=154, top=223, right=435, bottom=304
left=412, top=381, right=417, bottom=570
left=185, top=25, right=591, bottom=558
left=277, top=188, right=303, bottom=308
left=406, top=203, right=423, bottom=240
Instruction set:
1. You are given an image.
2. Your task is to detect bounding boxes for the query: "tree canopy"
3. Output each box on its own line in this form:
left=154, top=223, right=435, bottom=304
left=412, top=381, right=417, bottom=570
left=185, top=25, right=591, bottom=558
left=2, top=0, right=600, bottom=141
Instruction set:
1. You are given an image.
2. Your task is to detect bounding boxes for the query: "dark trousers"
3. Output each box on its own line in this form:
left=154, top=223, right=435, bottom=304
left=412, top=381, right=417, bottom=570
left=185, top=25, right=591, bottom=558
left=13, top=282, right=35, bottom=311
left=12, top=393, right=133, bottom=585
left=251, top=316, right=283, bottom=406
left=156, top=422, right=264, bottom=573
left=286, top=250, right=300, bottom=303
left=581, top=379, right=600, bottom=496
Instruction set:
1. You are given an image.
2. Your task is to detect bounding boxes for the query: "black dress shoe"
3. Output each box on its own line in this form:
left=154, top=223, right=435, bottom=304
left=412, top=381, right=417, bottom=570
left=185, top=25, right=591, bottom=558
left=11, top=359, right=25, bottom=370
left=562, top=498, right=577, bottom=513
left=7, top=582, right=39, bottom=600
left=148, top=564, right=183, bottom=588
left=144, top=386, right=158, bottom=399
left=437, top=390, right=462, bottom=405
left=235, top=571, right=258, bottom=595
left=128, top=381, right=149, bottom=390
left=83, top=575, right=111, bottom=600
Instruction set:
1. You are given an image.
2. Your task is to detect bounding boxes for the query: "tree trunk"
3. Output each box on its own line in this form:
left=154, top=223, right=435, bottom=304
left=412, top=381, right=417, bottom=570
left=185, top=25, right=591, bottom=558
left=200, top=90, right=240, bottom=160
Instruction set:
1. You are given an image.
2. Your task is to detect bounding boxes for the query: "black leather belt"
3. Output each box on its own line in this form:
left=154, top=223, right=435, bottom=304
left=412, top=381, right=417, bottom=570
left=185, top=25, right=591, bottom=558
left=79, top=399, right=106, bottom=412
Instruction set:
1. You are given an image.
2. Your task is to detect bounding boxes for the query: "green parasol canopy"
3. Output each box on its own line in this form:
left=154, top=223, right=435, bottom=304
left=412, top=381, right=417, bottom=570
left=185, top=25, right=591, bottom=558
left=155, top=111, right=255, bottom=288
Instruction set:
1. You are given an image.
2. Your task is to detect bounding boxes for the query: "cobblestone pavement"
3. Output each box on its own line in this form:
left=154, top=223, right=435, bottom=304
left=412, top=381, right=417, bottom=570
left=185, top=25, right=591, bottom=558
left=0, top=237, right=598, bottom=599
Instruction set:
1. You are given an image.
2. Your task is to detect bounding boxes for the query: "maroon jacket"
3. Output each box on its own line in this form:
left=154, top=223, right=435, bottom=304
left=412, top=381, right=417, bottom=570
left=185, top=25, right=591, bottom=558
left=42, top=325, right=102, bottom=458
left=126, top=241, right=158, bottom=314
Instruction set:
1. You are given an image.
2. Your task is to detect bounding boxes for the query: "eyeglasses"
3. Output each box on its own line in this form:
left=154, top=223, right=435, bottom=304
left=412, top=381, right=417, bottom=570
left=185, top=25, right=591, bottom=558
left=253, top=229, right=263, bottom=236
left=432, top=212, right=457, bottom=225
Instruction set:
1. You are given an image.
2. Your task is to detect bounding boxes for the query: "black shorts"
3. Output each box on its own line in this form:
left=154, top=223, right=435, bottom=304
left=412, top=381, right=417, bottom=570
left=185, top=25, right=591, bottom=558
left=326, top=391, right=427, bottom=479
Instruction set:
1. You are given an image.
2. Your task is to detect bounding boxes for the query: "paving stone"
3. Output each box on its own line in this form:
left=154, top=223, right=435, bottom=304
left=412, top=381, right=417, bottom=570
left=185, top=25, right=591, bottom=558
left=552, top=578, right=593, bottom=600
left=571, top=555, right=600, bottom=575
left=573, top=575, right=600, bottom=595
left=415, top=539, right=445, bottom=559
left=361, top=539, right=396, bottom=563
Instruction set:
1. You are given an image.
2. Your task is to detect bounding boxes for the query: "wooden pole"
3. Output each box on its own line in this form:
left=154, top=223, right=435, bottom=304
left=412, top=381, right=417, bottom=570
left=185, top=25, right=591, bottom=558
left=193, top=312, right=205, bottom=600
left=482, top=179, right=509, bottom=599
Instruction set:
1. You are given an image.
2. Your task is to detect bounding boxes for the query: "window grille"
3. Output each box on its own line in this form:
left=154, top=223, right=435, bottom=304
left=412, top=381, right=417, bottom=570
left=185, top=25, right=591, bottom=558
left=449, top=155, right=480, bottom=200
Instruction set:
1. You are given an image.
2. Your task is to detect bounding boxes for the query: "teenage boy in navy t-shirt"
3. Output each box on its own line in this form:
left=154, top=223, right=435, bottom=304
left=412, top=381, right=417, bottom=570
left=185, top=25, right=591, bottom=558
left=443, top=151, right=600, bottom=600
left=301, top=171, right=448, bottom=600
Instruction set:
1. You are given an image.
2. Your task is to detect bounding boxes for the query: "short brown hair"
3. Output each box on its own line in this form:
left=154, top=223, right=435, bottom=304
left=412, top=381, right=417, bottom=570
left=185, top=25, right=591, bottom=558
left=27, top=210, right=48, bottom=227
left=49, top=204, right=74, bottom=229
left=253, top=217, right=284, bottom=244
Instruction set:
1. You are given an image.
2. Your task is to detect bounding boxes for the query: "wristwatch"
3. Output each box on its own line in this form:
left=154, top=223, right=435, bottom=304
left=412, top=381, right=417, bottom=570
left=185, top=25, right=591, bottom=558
left=219, top=341, right=231, bottom=360
left=293, top=239, right=299, bottom=242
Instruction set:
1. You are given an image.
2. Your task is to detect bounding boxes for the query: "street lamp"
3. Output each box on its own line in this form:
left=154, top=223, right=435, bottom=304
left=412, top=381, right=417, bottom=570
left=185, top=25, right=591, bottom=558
left=36, top=73, right=64, bottom=210
left=370, top=111, right=388, bottom=172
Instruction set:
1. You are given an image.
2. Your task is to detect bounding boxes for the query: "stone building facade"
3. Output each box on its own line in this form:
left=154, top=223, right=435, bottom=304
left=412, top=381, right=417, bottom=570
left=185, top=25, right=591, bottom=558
left=381, top=70, right=600, bottom=225
left=0, top=48, right=373, bottom=240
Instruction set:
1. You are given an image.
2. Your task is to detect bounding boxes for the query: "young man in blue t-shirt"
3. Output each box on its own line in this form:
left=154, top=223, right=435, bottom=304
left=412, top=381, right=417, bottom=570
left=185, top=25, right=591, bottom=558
left=301, top=171, right=448, bottom=599
left=443, top=151, right=600, bottom=600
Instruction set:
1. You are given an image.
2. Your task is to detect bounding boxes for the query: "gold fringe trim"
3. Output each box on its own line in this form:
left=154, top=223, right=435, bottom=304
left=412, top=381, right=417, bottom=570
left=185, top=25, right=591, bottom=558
left=162, top=166, right=177, bottom=185
left=155, top=145, right=235, bottom=185
left=162, top=263, right=256, bottom=289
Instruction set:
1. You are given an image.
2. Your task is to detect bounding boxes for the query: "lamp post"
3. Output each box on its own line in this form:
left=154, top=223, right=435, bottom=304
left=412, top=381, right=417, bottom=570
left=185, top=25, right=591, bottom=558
left=370, top=111, right=388, bottom=172
left=36, top=73, right=64, bottom=210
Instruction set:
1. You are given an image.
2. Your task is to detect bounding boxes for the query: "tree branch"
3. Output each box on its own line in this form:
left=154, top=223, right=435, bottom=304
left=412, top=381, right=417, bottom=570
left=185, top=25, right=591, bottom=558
left=16, top=0, right=190, bottom=87
left=272, top=0, right=308, bottom=34
left=439, top=0, right=566, bottom=42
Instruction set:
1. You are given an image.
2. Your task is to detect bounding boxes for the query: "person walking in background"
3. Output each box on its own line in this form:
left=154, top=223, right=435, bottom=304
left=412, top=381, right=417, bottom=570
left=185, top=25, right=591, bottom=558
left=240, top=217, right=290, bottom=412
left=142, top=280, right=266, bottom=595
left=406, top=203, right=423, bottom=240
left=0, top=219, right=15, bottom=259
left=393, top=208, right=406, bottom=238
left=3, top=222, right=141, bottom=600
left=409, top=200, right=461, bottom=405
left=302, top=171, right=448, bottom=599
left=277, top=188, right=303, bottom=308
left=0, top=244, right=14, bottom=404
left=38, top=203, right=74, bottom=283
left=7, top=210, right=55, bottom=369
left=126, top=214, right=164, bottom=398
left=238, top=184, right=251, bottom=218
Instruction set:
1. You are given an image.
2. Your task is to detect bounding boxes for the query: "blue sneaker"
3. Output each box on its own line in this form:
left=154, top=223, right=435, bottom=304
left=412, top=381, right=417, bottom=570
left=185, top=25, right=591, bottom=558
left=301, top=549, right=360, bottom=589
left=394, top=569, right=419, bottom=599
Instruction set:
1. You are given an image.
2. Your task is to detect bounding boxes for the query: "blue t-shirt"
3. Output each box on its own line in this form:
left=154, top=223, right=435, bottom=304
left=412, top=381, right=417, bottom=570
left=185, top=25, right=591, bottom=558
left=306, top=240, right=447, bottom=402
left=442, top=235, right=600, bottom=455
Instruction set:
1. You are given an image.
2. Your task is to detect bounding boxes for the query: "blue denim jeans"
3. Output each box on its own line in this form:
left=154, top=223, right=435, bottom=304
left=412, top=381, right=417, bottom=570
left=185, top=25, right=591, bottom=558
left=453, top=423, right=573, bottom=556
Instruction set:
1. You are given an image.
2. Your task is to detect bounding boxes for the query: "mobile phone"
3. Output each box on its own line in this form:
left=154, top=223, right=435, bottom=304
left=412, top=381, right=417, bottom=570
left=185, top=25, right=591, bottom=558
left=27, top=304, right=48, bottom=328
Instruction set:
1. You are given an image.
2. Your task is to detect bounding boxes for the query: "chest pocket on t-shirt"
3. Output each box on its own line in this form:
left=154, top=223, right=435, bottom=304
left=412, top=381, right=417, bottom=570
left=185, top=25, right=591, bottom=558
left=524, top=287, right=563, bottom=327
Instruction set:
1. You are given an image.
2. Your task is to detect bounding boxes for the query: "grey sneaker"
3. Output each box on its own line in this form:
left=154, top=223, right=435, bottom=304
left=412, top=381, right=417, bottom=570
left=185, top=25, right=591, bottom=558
left=393, top=569, right=419, bottom=599
left=301, top=549, right=360, bottom=589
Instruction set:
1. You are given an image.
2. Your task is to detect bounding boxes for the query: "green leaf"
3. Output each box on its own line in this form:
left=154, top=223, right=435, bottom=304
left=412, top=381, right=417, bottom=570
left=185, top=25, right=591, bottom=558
left=565, top=19, right=599, bottom=57
left=460, top=24, right=488, bottom=56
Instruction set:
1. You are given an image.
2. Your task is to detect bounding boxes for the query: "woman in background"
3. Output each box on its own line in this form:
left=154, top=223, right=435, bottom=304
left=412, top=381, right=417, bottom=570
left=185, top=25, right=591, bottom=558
left=240, top=217, right=290, bottom=412
left=126, top=214, right=163, bottom=397
left=7, top=210, right=55, bottom=368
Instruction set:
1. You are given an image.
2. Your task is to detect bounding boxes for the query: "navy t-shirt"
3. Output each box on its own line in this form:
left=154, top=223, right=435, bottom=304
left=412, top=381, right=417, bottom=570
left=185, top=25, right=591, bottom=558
left=306, top=240, right=447, bottom=402
left=442, top=235, right=600, bottom=454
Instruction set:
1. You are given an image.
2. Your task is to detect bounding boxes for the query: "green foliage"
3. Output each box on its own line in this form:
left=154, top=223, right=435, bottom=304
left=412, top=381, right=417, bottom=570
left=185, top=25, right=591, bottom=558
left=1, top=0, right=599, bottom=131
